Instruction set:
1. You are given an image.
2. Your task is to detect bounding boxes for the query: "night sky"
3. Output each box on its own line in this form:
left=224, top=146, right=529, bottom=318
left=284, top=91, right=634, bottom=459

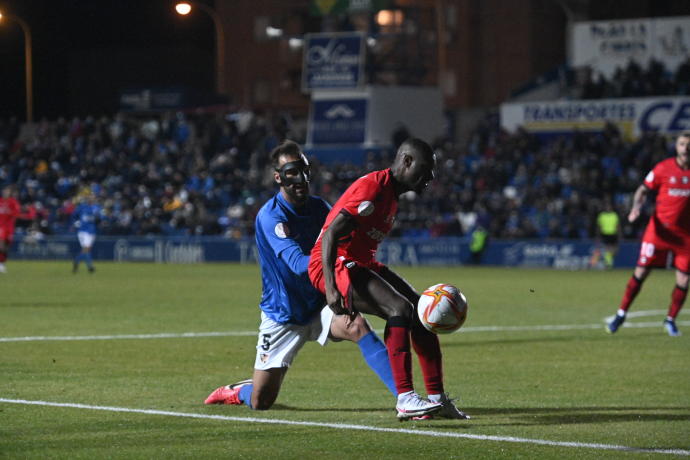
left=0, top=0, right=216, bottom=119
left=3, top=1, right=690, bottom=121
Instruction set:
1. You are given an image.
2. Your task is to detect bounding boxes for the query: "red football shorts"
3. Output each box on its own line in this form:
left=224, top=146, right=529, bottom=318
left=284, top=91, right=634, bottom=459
left=309, top=256, right=385, bottom=311
left=637, top=218, right=690, bottom=273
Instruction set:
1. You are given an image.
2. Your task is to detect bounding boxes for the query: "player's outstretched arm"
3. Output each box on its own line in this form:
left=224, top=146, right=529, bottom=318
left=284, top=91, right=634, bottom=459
left=628, top=184, right=649, bottom=223
left=321, top=212, right=357, bottom=316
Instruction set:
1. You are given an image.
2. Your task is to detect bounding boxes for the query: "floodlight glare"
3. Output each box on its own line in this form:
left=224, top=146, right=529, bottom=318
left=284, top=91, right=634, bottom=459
left=175, top=3, right=192, bottom=15
left=266, top=26, right=283, bottom=38
left=376, top=10, right=403, bottom=27
left=288, top=38, right=303, bottom=50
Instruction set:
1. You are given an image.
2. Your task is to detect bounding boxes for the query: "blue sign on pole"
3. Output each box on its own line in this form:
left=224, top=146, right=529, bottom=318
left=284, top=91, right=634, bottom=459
left=310, top=98, right=367, bottom=144
left=302, top=33, right=365, bottom=91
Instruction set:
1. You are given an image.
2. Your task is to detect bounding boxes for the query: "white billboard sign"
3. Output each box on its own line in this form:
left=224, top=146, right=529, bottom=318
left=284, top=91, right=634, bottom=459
left=572, top=17, right=690, bottom=77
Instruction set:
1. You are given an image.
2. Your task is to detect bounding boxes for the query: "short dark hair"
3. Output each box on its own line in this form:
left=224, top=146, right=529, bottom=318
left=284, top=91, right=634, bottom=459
left=398, top=137, right=434, bottom=161
left=679, top=131, right=690, bottom=140
left=270, top=140, right=303, bottom=169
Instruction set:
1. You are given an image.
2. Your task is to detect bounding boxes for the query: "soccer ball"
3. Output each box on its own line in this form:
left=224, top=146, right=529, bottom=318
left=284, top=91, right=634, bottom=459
left=417, top=283, right=468, bottom=334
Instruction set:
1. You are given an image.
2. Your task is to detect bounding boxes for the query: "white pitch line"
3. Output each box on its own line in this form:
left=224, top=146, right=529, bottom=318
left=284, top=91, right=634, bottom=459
left=0, top=331, right=257, bottom=342
left=461, top=320, right=690, bottom=333
left=0, top=398, right=687, bottom=456
left=1, top=320, right=689, bottom=343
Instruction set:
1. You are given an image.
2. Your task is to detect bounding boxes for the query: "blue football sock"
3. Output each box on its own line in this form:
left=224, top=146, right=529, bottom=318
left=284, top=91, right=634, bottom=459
left=357, top=331, right=396, bottom=396
left=85, top=253, right=93, bottom=269
left=239, top=383, right=254, bottom=409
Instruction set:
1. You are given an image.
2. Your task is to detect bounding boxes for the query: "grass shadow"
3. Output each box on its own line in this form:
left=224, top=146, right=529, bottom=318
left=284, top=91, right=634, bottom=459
left=467, top=406, right=690, bottom=425
left=270, top=404, right=391, bottom=413
left=266, top=405, right=690, bottom=427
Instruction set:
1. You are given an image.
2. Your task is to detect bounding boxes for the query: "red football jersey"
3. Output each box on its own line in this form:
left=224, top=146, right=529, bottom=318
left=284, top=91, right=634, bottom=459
left=644, top=157, right=690, bottom=234
left=312, top=169, right=398, bottom=266
left=0, top=197, right=20, bottom=231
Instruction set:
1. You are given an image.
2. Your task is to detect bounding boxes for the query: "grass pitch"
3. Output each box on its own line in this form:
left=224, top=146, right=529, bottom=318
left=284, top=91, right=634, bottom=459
left=1, top=261, right=689, bottom=459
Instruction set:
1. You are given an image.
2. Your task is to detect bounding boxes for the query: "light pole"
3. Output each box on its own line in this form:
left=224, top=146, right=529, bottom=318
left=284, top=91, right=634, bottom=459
left=0, top=11, right=33, bottom=122
left=175, top=2, right=226, bottom=96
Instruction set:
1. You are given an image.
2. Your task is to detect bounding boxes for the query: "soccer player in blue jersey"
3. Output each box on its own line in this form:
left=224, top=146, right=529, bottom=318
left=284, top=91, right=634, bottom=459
left=205, top=140, right=395, bottom=409
left=72, top=194, right=101, bottom=274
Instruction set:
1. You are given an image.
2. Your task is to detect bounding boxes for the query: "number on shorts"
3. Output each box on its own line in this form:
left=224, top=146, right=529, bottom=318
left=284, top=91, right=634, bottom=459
left=641, top=242, right=655, bottom=258
left=261, top=334, right=271, bottom=351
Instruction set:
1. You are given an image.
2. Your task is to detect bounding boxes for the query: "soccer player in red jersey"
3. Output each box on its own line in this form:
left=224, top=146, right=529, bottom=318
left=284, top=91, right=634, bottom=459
left=0, top=185, right=22, bottom=273
left=608, top=131, right=690, bottom=336
left=309, top=138, right=469, bottom=420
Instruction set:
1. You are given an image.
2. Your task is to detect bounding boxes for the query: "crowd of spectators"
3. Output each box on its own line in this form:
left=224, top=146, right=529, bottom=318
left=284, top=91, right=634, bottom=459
left=574, top=57, right=690, bottom=99
left=0, top=106, right=675, bottom=242
left=414, top=117, right=664, bottom=241
left=0, top=111, right=292, bottom=240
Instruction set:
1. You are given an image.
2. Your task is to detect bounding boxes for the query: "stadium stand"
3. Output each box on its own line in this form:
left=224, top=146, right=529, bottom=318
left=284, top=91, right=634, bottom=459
left=3, top=57, right=685, bottom=242
left=572, top=57, right=690, bottom=100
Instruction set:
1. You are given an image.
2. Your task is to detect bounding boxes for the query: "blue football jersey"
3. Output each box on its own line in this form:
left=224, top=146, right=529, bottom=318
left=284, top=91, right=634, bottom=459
left=73, top=203, right=101, bottom=234
left=255, top=192, right=330, bottom=325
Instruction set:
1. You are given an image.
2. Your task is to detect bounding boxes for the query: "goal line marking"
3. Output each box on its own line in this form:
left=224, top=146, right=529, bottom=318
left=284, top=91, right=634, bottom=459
left=0, top=398, right=687, bottom=456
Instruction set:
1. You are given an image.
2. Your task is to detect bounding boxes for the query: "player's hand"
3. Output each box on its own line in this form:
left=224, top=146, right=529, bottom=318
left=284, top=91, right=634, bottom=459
left=628, top=208, right=640, bottom=223
left=326, top=287, right=348, bottom=316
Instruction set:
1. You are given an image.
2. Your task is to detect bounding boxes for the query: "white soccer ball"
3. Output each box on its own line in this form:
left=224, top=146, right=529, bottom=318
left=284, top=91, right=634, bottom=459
left=417, top=283, right=468, bottom=334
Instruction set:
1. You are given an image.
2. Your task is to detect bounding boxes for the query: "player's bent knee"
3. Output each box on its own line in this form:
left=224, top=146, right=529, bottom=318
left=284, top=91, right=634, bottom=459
left=251, top=389, right=278, bottom=410
left=252, top=400, right=274, bottom=410
left=250, top=369, right=284, bottom=410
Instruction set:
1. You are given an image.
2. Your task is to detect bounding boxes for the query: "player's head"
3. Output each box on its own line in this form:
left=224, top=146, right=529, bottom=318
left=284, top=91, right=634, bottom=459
left=676, top=131, right=689, bottom=167
left=391, top=138, right=436, bottom=195
left=271, top=140, right=311, bottom=205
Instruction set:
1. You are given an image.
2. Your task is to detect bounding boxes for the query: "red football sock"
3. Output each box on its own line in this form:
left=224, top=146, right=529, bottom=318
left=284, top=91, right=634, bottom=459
left=619, top=276, right=643, bottom=312
left=411, top=317, right=444, bottom=395
left=667, top=285, right=688, bottom=319
left=384, top=317, right=413, bottom=395
left=0, top=251, right=6, bottom=263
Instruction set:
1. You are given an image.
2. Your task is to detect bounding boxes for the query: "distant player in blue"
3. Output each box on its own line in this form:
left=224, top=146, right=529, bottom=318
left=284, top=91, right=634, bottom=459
left=205, top=140, right=395, bottom=409
left=72, top=194, right=101, bottom=274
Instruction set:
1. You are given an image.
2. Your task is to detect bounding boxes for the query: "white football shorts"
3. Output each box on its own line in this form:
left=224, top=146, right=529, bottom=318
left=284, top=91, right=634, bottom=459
left=253, top=306, right=334, bottom=370
left=77, top=231, right=96, bottom=249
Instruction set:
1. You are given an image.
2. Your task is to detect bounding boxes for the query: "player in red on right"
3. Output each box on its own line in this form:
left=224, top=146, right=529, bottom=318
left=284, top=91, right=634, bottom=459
left=309, top=138, right=469, bottom=421
left=608, top=131, right=690, bottom=337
